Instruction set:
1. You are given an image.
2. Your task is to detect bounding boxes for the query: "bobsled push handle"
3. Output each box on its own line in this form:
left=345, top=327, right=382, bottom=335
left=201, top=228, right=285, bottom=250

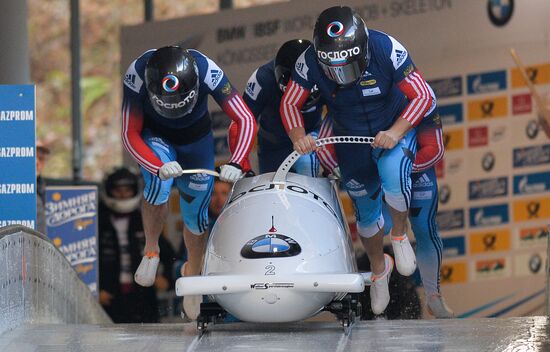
left=272, top=136, right=375, bottom=183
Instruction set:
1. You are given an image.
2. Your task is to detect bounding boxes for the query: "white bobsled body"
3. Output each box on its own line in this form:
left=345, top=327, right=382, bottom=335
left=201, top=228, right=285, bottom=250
left=176, top=172, right=366, bottom=323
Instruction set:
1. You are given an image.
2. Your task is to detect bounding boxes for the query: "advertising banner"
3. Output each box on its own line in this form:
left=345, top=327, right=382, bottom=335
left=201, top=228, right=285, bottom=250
left=45, top=186, right=99, bottom=295
left=0, top=85, right=36, bottom=229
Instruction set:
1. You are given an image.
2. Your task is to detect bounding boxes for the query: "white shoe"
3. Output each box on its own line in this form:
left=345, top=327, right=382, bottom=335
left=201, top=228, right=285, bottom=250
left=370, top=254, right=393, bottom=315
left=134, top=252, right=159, bottom=287
left=427, top=293, right=455, bottom=319
left=391, top=234, right=416, bottom=276
left=180, top=262, right=202, bottom=321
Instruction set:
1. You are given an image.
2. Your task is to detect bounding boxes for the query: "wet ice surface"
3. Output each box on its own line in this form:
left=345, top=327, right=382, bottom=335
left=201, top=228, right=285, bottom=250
left=0, top=316, right=548, bottom=352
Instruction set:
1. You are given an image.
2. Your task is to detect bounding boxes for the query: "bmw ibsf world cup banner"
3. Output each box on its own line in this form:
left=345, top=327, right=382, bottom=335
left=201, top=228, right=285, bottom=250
left=0, top=85, right=36, bottom=229
left=45, top=186, right=99, bottom=295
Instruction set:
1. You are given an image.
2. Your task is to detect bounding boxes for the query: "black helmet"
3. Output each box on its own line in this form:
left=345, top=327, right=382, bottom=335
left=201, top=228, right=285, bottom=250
left=101, top=167, right=142, bottom=214
left=274, top=39, right=320, bottom=110
left=313, top=6, right=369, bottom=86
left=145, top=46, right=199, bottom=119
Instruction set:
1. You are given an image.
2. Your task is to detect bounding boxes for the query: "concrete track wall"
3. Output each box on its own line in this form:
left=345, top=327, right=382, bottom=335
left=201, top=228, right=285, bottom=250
left=0, top=225, right=111, bottom=335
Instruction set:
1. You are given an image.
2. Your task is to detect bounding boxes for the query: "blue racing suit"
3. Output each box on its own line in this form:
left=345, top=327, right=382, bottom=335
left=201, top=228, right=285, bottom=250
left=122, top=49, right=255, bottom=234
left=242, top=60, right=322, bottom=176
left=280, top=29, right=432, bottom=237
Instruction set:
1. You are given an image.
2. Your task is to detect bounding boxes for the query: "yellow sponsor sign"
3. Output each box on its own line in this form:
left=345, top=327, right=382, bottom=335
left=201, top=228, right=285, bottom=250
left=470, top=229, right=510, bottom=254
left=513, top=198, right=550, bottom=222
left=467, top=96, right=508, bottom=121
left=440, top=261, right=467, bottom=284
left=442, top=128, right=464, bottom=151
left=511, top=63, right=550, bottom=88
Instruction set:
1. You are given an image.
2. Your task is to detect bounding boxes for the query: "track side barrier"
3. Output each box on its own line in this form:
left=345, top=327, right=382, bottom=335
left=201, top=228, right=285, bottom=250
left=0, top=225, right=111, bottom=335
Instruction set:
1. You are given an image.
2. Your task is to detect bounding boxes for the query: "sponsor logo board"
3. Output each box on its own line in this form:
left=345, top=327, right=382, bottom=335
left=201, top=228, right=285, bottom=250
left=513, top=144, right=550, bottom=168
left=467, top=70, right=507, bottom=94
left=512, top=93, right=532, bottom=115
left=440, top=261, right=467, bottom=284
left=513, top=197, right=550, bottom=222
left=437, top=209, right=465, bottom=231
left=469, top=228, right=511, bottom=254
left=514, top=251, right=546, bottom=277
left=442, top=236, right=466, bottom=258
left=517, top=226, right=549, bottom=248
left=468, top=177, right=508, bottom=200
left=511, top=63, right=550, bottom=88
left=467, top=96, right=508, bottom=121
left=469, top=204, right=509, bottom=228
left=473, top=257, right=511, bottom=281
left=513, top=171, right=550, bottom=195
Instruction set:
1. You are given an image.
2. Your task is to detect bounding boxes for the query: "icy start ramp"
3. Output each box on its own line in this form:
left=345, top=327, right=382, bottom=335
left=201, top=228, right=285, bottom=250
left=0, top=225, right=111, bottom=335
left=0, top=318, right=549, bottom=351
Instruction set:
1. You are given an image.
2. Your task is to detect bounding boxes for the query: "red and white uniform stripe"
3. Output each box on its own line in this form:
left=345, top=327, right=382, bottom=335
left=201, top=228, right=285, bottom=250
left=280, top=80, right=311, bottom=133
left=121, top=98, right=162, bottom=175
left=223, top=93, right=256, bottom=167
left=397, top=70, right=432, bottom=127
left=317, top=117, right=339, bottom=173
left=412, top=126, right=444, bottom=172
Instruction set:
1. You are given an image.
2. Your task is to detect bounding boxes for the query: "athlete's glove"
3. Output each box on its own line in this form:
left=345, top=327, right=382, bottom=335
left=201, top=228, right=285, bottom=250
left=158, top=161, right=183, bottom=180
left=219, top=163, right=243, bottom=183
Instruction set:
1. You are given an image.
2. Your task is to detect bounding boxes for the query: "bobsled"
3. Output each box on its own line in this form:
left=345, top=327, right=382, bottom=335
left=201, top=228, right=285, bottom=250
left=176, top=136, right=376, bottom=332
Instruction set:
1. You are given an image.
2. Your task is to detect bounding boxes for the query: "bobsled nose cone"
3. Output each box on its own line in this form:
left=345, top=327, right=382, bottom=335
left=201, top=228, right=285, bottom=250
left=391, top=233, right=416, bottom=276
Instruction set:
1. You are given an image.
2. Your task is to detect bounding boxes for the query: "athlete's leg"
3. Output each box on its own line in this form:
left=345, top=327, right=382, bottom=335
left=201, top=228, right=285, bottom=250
left=174, top=131, right=215, bottom=276
left=335, top=141, right=390, bottom=314
left=375, top=129, right=417, bottom=276
left=409, top=168, right=453, bottom=317
left=135, top=130, right=178, bottom=287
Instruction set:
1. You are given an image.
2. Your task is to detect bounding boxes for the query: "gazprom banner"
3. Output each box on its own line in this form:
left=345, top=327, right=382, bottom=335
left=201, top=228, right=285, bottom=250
left=0, top=85, right=36, bottom=229
left=45, top=186, right=98, bottom=295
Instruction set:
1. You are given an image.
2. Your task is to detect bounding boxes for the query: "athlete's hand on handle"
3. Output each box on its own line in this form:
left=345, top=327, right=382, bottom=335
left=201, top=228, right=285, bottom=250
left=219, top=163, right=243, bottom=183
left=373, top=130, right=400, bottom=149
left=293, top=134, right=318, bottom=155
left=158, top=161, right=184, bottom=180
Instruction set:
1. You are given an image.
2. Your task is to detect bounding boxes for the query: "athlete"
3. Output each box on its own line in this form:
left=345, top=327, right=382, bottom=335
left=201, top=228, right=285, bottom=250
left=280, top=6, right=432, bottom=315
left=121, top=46, right=256, bottom=319
left=319, top=101, right=455, bottom=318
left=228, top=39, right=322, bottom=176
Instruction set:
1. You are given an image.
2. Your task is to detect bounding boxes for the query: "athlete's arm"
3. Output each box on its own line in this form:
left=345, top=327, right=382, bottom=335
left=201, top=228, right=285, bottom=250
left=211, top=81, right=256, bottom=168
left=413, top=113, right=445, bottom=172
left=374, top=36, right=431, bottom=149
left=121, top=90, right=163, bottom=176
left=280, top=79, right=317, bottom=154
left=316, top=117, right=339, bottom=173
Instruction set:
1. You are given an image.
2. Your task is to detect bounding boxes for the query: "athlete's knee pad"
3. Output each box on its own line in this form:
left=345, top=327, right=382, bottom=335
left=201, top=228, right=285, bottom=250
left=176, top=174, right=213, bottom=235
left=357, top=215, right=385, bottom=238
left=384, top=192, right=409, bottom=212
left=140, top=168, right=173, bottom=205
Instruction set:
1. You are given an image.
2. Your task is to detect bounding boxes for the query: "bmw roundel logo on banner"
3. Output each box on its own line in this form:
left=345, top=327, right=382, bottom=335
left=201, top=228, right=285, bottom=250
left=439, top=185, right=451, bottom=204
left=487, top=0, right=514, bottom=27
left=482, top=152, right=496, bottom=172
left=526, top=120, right=539, bottom=139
